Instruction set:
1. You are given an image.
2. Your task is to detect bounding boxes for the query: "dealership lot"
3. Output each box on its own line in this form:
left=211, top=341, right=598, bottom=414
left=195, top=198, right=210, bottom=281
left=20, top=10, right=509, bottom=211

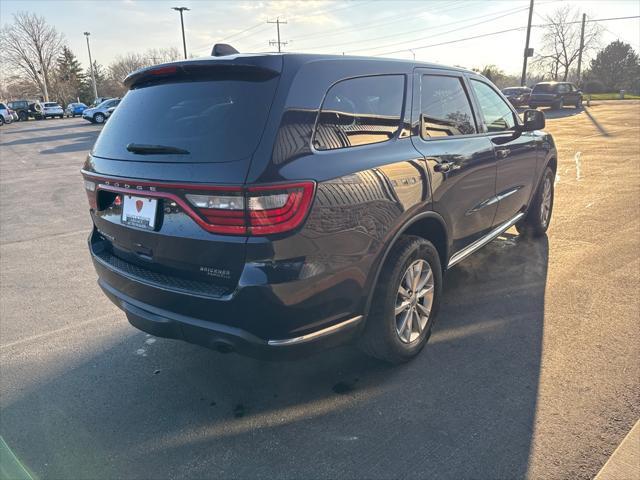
left=1, top=102, right=639, bottom=478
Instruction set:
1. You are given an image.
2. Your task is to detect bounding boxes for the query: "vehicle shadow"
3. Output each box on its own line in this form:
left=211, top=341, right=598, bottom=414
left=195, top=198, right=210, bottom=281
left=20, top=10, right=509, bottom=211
left=2, top=130, right=101, bottom=148
left=39, top=131, right=101, bottom=154
left=0, top=122, right=90, bottom=136
left=1, top=232, right=549, bottom=479
left=519, top=106, right=583, bottom=119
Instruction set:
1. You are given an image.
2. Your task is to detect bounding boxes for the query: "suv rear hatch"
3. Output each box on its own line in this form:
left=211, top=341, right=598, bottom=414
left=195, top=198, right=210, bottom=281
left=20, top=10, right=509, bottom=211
left=530, top=83, right=558, bottom=102
left=84, top=56, right=283, bottom=293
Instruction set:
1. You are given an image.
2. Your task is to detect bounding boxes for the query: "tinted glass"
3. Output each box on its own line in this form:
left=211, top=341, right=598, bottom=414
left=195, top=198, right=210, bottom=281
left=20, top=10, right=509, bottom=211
left=92, top=75, right=279, bottom=163
left=0, top=103, right=5, bottom=109
left=44, top=103, right=58, bottom=107
left=313, top=75, right=404, bottom=151
left=420, top=75, right=476, bottom=138
left=557, top=84, right=570, bottom=93
left=502, top=88, right=522, bottom=95
left=471, top=80, right=516, bottom=132
left=532, top=83, right=556, bottom=93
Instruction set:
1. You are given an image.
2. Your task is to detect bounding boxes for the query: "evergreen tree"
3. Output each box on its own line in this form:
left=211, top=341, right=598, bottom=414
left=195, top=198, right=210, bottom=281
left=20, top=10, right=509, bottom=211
left=587, top=41, right=640, bottom=93
left=52, top=46, right=85, bottom=105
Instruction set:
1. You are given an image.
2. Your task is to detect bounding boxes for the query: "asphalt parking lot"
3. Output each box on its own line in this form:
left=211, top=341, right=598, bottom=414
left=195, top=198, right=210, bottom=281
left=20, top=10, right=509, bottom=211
left=1, top=102, right=639, bottom=479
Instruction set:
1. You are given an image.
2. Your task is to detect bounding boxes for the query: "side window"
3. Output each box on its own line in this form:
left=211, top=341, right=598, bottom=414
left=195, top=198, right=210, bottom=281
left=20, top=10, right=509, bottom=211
left=420, top=75, right=476, bottom=137
left=313, top=75, right=404, bottom=151
left=0, top=103, right=6, bottom=109
left=557, top=84, right=569, bottom=93
left=470, top=80, right=516, bottom=132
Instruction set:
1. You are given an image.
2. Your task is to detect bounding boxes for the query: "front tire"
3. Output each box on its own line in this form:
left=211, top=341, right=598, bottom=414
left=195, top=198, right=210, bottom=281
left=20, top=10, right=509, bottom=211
left=552, top=98, right=564, bottom=110
left=516, top=166, right=554, bottom=237
left=359, top=236, right=442, bottom=364
left=94, top=113, right=105, bottom=124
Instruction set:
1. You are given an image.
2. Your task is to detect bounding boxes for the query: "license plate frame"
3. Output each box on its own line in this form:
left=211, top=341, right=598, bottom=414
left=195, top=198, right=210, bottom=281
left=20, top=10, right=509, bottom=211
left=121, top=195, right=158, bottom=230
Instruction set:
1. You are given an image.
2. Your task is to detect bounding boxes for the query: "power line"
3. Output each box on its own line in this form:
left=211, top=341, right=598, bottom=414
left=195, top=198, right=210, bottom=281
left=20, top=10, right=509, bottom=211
left=309, top=4, right=531, bottom=53
left=221, top=21, right=265, bottom=42
left=372, top=14, right=640, bottom=57
left=293, top=0, right=466, bottom=43
left=300, top=0, right=371, bottom=19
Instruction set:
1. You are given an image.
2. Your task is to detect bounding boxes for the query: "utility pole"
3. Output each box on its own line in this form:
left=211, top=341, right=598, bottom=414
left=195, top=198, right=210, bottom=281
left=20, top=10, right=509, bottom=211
left=84, top=32, right=98, bottom=101
left=268, top=17, right=288, bottom=52
left=576, top=13, right=587, bottom=85
left=520, top=0, right=535, bottom=86
left=172, top=7, right=190, bottom=59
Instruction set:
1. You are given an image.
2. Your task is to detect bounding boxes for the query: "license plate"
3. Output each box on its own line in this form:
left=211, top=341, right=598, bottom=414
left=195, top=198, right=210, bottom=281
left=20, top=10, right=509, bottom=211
left=122, top=195, right=158, bottom=230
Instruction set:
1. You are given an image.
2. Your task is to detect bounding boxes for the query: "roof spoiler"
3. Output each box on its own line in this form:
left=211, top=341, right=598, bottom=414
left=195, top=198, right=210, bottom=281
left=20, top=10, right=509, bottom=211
left=212, top=43, right=239, bottom=57
left=124, top=58, right=281, bottom=88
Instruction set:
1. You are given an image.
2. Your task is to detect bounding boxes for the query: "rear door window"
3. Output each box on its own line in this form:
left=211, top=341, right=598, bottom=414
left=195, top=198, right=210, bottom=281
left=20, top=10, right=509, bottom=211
left=470, top=80, right=516, bottom=132
left=420, top=75, right=476, bottom=138
left=532, top=84, right=556, bottom=94
left=92, top=73, right=279, bottom=163
left=313, top=75, right=404, bottom=151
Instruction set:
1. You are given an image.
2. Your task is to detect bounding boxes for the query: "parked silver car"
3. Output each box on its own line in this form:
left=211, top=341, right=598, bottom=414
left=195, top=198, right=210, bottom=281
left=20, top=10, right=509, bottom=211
left=0, top=102, right=13, bottom=125
left=82, top=98, right=120, bottom=124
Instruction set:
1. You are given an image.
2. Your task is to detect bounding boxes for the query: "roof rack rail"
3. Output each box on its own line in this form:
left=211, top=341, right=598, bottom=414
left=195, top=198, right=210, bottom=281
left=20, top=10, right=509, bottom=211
left=212, top=43, right=239, bottom=57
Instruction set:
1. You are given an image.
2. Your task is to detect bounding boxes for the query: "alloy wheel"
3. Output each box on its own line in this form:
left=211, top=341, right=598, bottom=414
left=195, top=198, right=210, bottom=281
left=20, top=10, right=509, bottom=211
left=395, top=259, right=435, bottom=344
left=540, top=176, right=552, bottom=227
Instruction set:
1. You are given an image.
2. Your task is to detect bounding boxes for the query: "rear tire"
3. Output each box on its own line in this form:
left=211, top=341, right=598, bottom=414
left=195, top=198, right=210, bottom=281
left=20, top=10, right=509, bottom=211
left=552, top=98, right=564, bottom=110
left=0, top=117, right=4, bottom=126
left=516, top=166, right=554, bottom=238
left=359, top=235, right=442, bottom=364
left=575, top=97, right=583, bottom=109
left=18, top=111, right=28, bottom=121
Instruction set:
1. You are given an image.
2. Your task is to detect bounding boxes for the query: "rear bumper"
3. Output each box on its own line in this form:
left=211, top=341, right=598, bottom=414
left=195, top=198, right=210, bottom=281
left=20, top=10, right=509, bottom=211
left=90, top=235, right=364, bottom=359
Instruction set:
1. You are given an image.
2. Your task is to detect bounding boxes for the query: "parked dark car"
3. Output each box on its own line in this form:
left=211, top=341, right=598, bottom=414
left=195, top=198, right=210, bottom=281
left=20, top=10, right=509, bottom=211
left=82, top=51, right=556, bottom=363
left=502, top=86, right=531, bottom=107
left=7, top=100, right=32, bottom=121
left=529, top=81, right=582, bottom=109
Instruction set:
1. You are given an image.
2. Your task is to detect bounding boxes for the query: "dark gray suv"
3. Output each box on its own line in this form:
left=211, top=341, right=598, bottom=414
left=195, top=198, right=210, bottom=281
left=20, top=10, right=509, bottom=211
left=83, top=51, right=556, bottom=363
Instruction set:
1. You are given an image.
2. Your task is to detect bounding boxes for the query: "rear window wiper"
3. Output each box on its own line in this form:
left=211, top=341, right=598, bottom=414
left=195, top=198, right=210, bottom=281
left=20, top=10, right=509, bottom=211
left=126, top=143, right=190, bottom=155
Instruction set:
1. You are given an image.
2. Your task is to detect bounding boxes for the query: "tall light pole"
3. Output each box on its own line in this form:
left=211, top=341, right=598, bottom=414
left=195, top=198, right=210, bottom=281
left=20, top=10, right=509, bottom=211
left=84, top=32, right=98, bottom=101
left=172, top=7, right=190, bottom=59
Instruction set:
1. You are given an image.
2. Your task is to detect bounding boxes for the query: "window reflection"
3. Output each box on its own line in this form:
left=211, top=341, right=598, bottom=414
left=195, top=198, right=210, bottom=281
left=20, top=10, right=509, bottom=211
left=420, top=75, right=476, bottom=138
left=313, top=75, right=404, bottom=151
left=471, top=80, right=516, bottom=132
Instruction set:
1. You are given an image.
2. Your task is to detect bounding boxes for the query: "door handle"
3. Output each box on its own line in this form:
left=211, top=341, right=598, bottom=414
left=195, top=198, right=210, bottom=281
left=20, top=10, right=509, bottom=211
left=496, top=148, right=511, bottom=159
left=434, top=161, right=461, bottom=173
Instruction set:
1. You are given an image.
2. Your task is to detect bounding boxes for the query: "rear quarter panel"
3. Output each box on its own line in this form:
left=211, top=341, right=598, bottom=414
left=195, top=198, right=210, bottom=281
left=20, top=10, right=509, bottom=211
left=242, top=58, right=433, bottom=335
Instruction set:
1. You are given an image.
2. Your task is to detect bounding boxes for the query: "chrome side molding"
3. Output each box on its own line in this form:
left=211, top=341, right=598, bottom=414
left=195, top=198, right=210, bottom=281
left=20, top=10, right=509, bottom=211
left=447, top=212, right=525, bottom=269
left=267, top=315, right=363, bottom=346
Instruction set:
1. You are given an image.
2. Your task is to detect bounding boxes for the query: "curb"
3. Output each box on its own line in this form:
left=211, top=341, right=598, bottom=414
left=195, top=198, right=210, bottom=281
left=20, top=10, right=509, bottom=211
left=594, top=419, right=640, bottom=480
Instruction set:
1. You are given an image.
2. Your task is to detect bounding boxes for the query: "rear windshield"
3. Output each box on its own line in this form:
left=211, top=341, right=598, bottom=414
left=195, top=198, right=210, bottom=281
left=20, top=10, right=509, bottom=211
left=532, top=84, right=557, bottom=93
left=92, top=75, right=279, bottom=163
left=44, top=103, right=60, bottom=107
left=503, top=88, right=524, bottom=95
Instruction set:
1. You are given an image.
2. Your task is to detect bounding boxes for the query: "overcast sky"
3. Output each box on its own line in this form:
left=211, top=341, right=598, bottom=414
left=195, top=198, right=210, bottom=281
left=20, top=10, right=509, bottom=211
left=1, top=0, right=639, bottom=74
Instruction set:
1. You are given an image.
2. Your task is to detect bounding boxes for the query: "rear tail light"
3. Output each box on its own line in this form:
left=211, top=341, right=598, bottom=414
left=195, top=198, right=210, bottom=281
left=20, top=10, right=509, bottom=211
left=185, top=182, right=315, bottom=235
left=84, top=180, right=97, bottom=209
left=82, top=173, right=315, bottom=236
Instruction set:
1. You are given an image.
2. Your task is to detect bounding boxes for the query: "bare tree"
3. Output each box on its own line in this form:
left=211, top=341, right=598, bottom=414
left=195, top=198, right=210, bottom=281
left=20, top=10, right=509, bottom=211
left=107, top=47, right=183, bottom=96
left=533, top=6, right=601, bottom=81
left=0, top=11, right=65, bottom=101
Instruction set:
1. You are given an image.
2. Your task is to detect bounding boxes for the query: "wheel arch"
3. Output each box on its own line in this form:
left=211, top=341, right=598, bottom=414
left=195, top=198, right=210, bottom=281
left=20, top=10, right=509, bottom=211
left=362, top=211, right=449, bottom=318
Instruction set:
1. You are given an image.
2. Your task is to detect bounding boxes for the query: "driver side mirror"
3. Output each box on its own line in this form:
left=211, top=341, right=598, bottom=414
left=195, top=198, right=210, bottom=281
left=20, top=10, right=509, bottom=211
left=521, top=109, right=545, bottom=131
